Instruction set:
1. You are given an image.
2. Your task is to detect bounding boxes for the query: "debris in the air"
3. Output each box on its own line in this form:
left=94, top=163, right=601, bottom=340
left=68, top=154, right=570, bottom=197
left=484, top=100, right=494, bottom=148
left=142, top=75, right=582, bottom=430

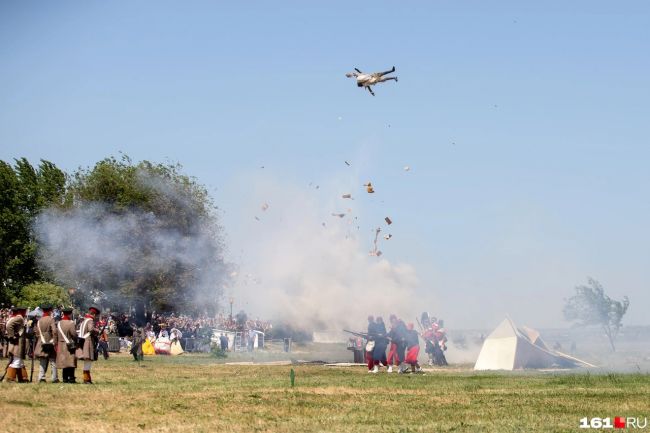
left=342, top=193, right=352, bottom=199
left=338, top=116, right=343, bottom=121
left=254, top=216, right=260, bottom=221
left=346, top=66, right=398, bottom=97
left=404, top=165, right=410, bottom=171
left=345, top=161, right=351, bottom=166
left=384, top=234, right=392, bottom=240
left=384, top=217, right=392, bottom=225
left=322, top=222, right=326, bottom=227
left=261, top=203, right=269, bottom=211
left=369, top=227, right=382, bottom=256
left=331, top=213, right=345, bottom=218
left=364, top=182, right=375, bottom=193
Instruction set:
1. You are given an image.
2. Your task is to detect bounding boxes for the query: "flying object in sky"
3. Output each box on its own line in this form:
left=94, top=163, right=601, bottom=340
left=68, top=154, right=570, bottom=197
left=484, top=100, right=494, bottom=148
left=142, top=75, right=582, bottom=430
left=346, top=66, right=398, bottom=96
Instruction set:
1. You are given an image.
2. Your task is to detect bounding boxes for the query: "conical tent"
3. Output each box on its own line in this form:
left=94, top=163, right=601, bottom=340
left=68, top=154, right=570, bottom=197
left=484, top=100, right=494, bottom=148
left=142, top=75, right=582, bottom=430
left=474, top=318, right=586, bottom=370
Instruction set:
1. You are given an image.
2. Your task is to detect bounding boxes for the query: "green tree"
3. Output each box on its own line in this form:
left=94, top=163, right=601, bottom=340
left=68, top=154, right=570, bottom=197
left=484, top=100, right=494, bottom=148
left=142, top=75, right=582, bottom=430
left=36, top=155, right=228, bottom=323
left=13, top=282, right=72, bottom=309
left=0, top=158, right=67, bottom=303
left=563, top=277, right=630, bottom=351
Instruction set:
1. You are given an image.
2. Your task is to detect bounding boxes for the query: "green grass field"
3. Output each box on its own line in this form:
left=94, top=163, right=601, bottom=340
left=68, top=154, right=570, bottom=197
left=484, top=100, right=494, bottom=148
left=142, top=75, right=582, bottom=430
left=1, top=353, right=649, bottom=433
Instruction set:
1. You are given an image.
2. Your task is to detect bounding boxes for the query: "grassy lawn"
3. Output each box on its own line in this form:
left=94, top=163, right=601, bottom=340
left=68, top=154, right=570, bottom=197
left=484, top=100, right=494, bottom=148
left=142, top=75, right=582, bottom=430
left=1, top=353, right=648, bottom=433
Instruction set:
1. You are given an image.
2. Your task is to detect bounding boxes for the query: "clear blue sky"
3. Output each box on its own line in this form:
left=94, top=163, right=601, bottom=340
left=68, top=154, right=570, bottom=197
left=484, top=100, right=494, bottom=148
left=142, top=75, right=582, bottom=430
left=1, top=1, right=648, bottom=328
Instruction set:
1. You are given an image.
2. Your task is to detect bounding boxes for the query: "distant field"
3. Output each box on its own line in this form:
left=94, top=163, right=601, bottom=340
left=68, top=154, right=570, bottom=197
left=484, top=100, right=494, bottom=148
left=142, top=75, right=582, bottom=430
left=1, top=353, right=649, bottom=433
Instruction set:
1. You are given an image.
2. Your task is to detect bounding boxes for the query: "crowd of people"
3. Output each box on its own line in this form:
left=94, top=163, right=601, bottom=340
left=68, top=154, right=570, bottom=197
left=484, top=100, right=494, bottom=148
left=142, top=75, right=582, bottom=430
left=355, top=312, right=448, bottom=374
left=103, top=312, right=271, bottom=340
left=2, top=305, right=275, bottom=384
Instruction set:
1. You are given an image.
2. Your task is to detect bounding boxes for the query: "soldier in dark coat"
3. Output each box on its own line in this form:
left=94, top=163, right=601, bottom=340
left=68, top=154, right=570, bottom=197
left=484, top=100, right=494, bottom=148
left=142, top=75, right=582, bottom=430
left=365, top=315, right=376, bottom=372
left=55, top=307, right=78, bottom=383
left=76, top=306, right=99, bottom=384
left=371, top=317, right=389, bottom=372
left=388, top=314, right=409, bottom=373
left=130, top=325, right=144, bottom=361
left=4, top=306, right=28, bottom=382
left=34, top=304, right=59, bottom=383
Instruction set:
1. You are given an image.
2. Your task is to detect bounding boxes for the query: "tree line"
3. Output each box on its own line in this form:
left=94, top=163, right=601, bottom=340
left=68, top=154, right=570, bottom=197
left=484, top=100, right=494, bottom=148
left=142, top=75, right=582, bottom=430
left=1, top=156, right=630, bottom=345
left=1, top=156, right=227, bottom=321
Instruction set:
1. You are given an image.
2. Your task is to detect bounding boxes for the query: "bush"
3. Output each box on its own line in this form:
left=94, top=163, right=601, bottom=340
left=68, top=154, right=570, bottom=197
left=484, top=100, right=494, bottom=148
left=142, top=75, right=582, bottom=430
left=210, top=345, right=227, bottom=358
left=14, top=282, right=71, bottom=308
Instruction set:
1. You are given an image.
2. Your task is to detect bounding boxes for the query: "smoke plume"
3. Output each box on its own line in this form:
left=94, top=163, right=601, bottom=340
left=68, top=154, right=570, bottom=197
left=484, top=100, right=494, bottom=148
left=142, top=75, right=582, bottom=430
left=225, top=173, right=423, bottom=333
left=33, top=169, right=228, bottom=311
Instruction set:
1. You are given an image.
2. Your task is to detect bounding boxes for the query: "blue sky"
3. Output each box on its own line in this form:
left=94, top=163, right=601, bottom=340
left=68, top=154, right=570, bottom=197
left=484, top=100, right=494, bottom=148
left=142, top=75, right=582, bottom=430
left=1, top=1, right=648, bottom=328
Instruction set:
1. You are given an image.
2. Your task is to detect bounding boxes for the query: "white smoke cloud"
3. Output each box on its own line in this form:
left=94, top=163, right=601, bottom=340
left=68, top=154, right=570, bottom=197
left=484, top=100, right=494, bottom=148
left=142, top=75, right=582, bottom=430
left=224, top=173, right=423, bottom=332
left=33, top=170, right=227, bottom=310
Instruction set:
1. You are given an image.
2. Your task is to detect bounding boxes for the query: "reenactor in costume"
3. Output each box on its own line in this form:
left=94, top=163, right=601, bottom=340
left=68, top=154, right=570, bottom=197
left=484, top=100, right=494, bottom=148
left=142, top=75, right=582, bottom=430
left=3, top=306, right=29, bottom=382
left=0, top=313, right=7, bottom=358
left=76, top=306, right=99, bottom=384
left=96, top=317, right=109, bottom=360
left=422, top=317, right=448, bottom=366
left=130, top=325, right=144, bottom=361
left=387, top=314, right=409, bottom=373
left=370, top=316, right=389, bottom=373
left=404, top=323, right=422, bottom=373
left=55, top=307, right=78, bottom=383
left=34, top=304, right=59, bottom=383
left=365, top=315, right=376, bottom=372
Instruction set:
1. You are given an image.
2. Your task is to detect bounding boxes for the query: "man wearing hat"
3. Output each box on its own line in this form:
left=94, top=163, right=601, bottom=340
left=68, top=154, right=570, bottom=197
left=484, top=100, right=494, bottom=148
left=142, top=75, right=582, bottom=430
left=4, top=306, right=28, bottom=382
left=34, top=304, right=59, bottom=383
left=76, top=306, right=100, bottom=384
left=56, top=307, right=78, bottom=383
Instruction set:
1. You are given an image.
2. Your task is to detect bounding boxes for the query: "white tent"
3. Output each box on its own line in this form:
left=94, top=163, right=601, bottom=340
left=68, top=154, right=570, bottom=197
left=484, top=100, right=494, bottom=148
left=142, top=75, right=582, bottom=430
left=474, top=318, right=593, bottom=370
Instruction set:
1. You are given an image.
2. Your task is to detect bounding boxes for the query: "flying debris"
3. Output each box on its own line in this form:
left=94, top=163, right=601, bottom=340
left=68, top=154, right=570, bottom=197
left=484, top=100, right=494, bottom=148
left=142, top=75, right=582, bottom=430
left=342, top=193, right=353, bottom=199
left=384, top=217, right=392, bottom=225
left=404, top=165, right=410, bottom=172
left=261, top=203, right=269, bottom=211
left=345, top=161, right=351, bottom=166
left=254, top=216, right=260, bottom=221
left=338, top=116, right=343, bottom=121
left=384, top=234, right=392, bottom=240
left=364, top=182, right=375, bottom=194
left=322, top=222, right=326, bottom=227
left=369, top=227, right=382, bottom=256
left=331, top=213, right=346, bottom=218
left=345, top=66, right=398, bottom=96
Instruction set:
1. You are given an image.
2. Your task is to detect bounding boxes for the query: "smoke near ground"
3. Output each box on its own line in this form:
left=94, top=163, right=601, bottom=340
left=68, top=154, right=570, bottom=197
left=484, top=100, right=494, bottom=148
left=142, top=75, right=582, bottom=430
left=33, top=168, right=228, bottom=312
left=224, top=173, right=425, bottom=333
